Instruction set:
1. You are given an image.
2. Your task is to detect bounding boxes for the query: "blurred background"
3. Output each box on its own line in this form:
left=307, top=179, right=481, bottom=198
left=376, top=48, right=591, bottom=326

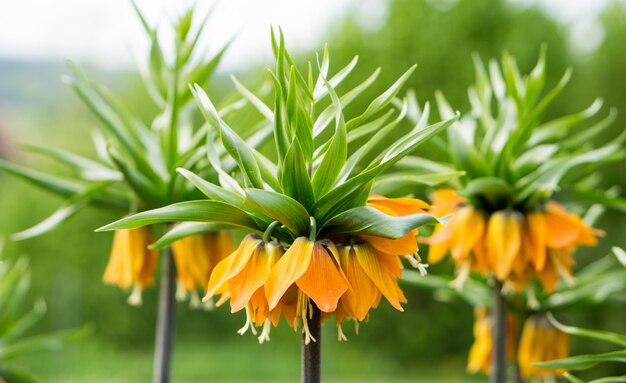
left=0, top=0, right=625, bottom=382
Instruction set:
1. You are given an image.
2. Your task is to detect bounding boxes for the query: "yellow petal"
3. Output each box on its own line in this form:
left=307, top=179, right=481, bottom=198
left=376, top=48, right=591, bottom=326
left=296, top=242, right=349, bottom=312
left=205, top=231, right=235, bottom=271
left=229, top=242, right=282, bottom=312
left=486, top=210, right=522, bottom=280
left=367, top=194, right=430, bottom=215
left=523, top=212, right=547, bottom=271
left=429, top=188, right=464, bottom=217
left=204, top=234, right=261, bottom=298
left=423, top=224, right=452, bottom=263
left=354, top=242, right=404, bottom=311
left=339, top=246, right=379, bottom=321
left=450, top=207, right=486, bottom=261
left=544, top=202, right=583, bottom=248
left=362, top=232, right=418, bottom=255
left=467, top=308, right=492, bottom=374
left=172, top=234, right=211, bottom=291
left=265, top=237, right=314, bottom=310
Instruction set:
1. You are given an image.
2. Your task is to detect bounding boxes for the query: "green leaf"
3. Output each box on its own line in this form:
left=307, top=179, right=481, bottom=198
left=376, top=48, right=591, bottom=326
left=176, top=168, right=244, bottom=206
left=313, top=67, right=381, bottom=138
left=402, top=271, right=491, bottom=307
left=588, top=376, right=626, bottom=383
left=151, top=222, right=232, bottom=249
left=321, top=206, right=438, bottom=238
left=535, top=351, right=626, bottom=371
left=108, top=147, right=162, bottom=205
left=462, top=177, right=515, bottom=208
left=270, top=72, right=289, bottom=161
left=0, top=159, right=128, bottom=210
left=97, top=201, right=260, bottom=232
left=64, top=64, right=159, bottom=181
left=192, top=84, right=264, bottom=189
left=314, top=117, right=456, bottom=223
left=548, top=313, right=626, bottom=348
left=346, top=65, right=416, bottom=130
left=531, top=98, right=604, bottom=145
left=20, top=143, right=121, bottom=181
left=12, top=182, right=112, bottom=241
left=181, top=42, right=231, bottom=104
left=313, top=55, right=359, bottom=102
left=614, top=247, right=626, bottom=268
left=279, top=138, right=315, bottom=210
left=244, top=189, right=310, bottom=236
left=311, top=72, right=347, bottom=197
left=231, top=75, right=273, bottom=121
left=372, top=171, right=464, bottom=196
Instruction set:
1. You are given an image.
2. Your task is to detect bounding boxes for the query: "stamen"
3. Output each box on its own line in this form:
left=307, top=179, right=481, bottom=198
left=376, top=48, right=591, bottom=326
left=452, top=262, right=470, bottom=291
left=301, top=296, right=316, bottom=345
left=237, top=307, right=257, bottom=336
left=189, top=291, right=201, bottom=309
left=526, top=286, right=540, bottom=310
left=502, top=282, right=514, bottom=295
left=553, top=254, right=576, bottom=286
left=337, top=324, right=348, bottom=341
left=353, top=319, right=360, bottom=335
left=405, top=254, right=429, bottom=276
left=127, top=284, right=143, bottom=306
left=175, top=281, right=187, bottom=302
left=258, top=319, right=272, bottom=344
left=202, top=297, right=215, bottom=311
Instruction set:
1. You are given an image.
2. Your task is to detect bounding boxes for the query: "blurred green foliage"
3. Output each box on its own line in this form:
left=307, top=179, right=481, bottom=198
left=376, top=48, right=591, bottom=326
left=0, top=0, right=625, bottom=381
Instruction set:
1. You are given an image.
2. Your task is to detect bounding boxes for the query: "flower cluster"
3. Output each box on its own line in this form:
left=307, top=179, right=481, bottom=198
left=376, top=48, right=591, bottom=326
left=204, top=196, right=429, bottom=342
left=103, top=228, right=234, bottom=306
left=467, top=310, right=569, bottom=380
left=425, top=189, right=601, bottom=291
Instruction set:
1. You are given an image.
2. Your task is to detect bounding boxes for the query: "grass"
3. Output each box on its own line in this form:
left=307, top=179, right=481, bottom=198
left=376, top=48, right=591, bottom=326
left=12, top=331, right=485, bottom=383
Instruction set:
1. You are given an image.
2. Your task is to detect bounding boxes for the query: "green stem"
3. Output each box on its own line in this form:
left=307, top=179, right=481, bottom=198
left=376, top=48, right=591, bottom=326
left=309, top=217, right=317, bottom=241
left=491, top=280, right=507, bottom=383
left=153, top=247, right=177, bottom=383
left=263, top=221, right=281, bottom=243
left=301, top=304, right=321, bottom=383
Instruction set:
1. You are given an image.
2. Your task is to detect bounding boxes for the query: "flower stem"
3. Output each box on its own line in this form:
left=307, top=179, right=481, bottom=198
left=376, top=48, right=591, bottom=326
left=301, top=304, right=321, bottom=383
left=491, top=280, right=507, bottom=383
left=153, top=247, right=177, bottom=383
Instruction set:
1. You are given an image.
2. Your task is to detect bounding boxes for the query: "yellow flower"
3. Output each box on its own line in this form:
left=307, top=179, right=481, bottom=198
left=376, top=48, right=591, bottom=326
left=425, top=190, right=601, bottom=291
left=518, top=314, right=569, bottom=379
left=467, top=307, right=517, bottom=375
left=103, top=228, right=158, bottom=305
left=202, top=195, right=429, bottom=342
left=171, top=231, right=234, bottom=307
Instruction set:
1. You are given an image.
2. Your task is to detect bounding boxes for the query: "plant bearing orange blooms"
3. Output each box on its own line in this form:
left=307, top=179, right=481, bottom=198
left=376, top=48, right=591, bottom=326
left=517, top=314, right=569, bottom=380
left=103, top=228, right=234, bottom=306
left=467, top=307, right=517, bottom=375
left=103, top=228, right=158, bottom=305
left=203, top=195, right=430, bottom=343
left=99, top=32, right=457, bottom=343
left=467, top=309, right=568, bottom=380
left=425, top=189, right=602, bottom=291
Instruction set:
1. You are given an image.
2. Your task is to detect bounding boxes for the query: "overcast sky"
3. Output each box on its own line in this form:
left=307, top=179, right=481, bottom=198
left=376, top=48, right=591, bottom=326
left=0, top=0, right=615, bottom=71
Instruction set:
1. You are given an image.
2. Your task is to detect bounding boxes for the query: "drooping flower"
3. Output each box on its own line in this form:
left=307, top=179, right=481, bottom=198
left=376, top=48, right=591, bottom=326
left=103, top=228, right=158, bottom=305
left=518, top=314, right=569, bottom=379
left=362, top=194, right=430, bottom=272
left=424, top=189, right=601, bottom=291
left=199, top=195, right=432, bottom=343
left=171, top=231, right=234, bottom=308
left=467, top=307, right=517, bottom=375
